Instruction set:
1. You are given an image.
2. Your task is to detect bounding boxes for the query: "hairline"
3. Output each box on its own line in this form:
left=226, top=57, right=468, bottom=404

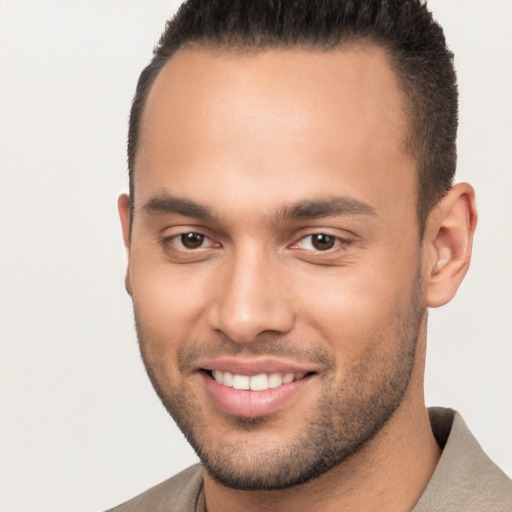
left=130, top=38, right=431, bottom=240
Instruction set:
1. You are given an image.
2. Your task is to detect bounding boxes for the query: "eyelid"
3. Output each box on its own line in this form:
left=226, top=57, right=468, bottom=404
left=289, top=232, right=352, bottom=252
left=173, top=233, right=217, bottom=248
left=160, top=227, right=222, bottom=252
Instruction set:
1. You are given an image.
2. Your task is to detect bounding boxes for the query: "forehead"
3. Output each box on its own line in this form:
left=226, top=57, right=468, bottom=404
left=134, top=45, right=416, bottom=221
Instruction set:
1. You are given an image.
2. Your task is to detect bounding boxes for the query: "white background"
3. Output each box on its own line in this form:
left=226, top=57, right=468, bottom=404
left=0, top=1, right=510, bottom=511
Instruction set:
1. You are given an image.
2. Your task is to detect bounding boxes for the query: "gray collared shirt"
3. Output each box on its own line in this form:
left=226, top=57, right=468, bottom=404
left=107, top=408, right=512, bottom=512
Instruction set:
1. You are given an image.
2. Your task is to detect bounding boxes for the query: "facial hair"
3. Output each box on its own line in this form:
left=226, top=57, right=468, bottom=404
left=135, top=271, right=424, bottom=491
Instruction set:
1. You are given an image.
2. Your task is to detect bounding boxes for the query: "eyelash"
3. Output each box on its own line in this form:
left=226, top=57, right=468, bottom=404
left=160, top=232, right=218, bottom=254
left=161, top=231, right=349, bottom=254
left=290, top=233, right=347, bottom=252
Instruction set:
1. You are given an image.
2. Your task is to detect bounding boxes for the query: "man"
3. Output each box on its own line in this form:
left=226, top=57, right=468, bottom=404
left=110, top=0, right=511, bottom=510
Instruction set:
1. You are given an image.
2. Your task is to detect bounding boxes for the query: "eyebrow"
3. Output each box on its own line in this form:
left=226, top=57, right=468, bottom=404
left=142, top=194, right=376, bottom=222
left=143, top=195, right=215, bottom=219
left=275, top=197, right=376, bottom=222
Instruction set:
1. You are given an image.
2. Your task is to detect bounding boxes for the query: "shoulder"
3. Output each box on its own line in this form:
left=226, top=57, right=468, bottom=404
left=413, top=407, right=512, bottom=512
left=105, top=464, right=204, bottom=512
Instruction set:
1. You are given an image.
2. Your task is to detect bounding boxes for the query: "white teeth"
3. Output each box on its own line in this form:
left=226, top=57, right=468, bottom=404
left=282, top=373, right=294, bottom=384
left=210, top=370, right=308, bottom=391
left=268, top=373, right=284, bottom=388
left=222, top=371, right=234, bottom=387
left=249, top=373, right=268, bottom=391
left=232, top=375, right=250, bottom=390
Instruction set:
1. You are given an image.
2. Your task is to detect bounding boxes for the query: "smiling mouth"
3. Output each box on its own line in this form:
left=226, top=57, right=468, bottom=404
left=204, top=369, right=315, bottom=391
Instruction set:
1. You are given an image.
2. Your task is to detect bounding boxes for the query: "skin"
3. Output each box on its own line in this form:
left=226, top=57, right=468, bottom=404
left=119, top=45, right=477, bottom=512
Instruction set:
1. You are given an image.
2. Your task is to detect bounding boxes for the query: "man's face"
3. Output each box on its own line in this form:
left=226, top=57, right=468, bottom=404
left=123, top=46, right=428, bottom=489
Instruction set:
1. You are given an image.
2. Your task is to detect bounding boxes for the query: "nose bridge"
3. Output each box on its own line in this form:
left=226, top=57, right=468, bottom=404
left=208, top=242, right=294, bottom=343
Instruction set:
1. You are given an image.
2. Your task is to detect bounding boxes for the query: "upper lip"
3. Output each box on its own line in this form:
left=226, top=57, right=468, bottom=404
left=197, top=357, right=319, bottom=376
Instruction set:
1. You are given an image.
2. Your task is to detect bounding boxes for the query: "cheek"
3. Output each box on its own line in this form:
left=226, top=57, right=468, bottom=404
left=295, top=261, right=418, bottom=359
left=129, top=260, right=211, bottom=356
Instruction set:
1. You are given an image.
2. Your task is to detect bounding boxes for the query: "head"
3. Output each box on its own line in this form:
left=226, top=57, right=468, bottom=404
left=119, top=0, right=476, bottom=493
left=128, top=0, right=459, bottom=236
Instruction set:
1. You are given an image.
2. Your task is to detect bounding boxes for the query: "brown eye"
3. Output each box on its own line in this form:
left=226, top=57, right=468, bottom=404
left=311, top=234, right=336, bottom=250
left=180, top=232, right=205, bottom=249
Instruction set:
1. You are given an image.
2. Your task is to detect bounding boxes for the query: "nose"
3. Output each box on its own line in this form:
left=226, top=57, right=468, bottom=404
left=207, top=249, right=295, bottom=343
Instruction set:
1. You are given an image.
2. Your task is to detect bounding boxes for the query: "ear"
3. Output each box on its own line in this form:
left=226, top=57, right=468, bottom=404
left=118, top=194, right=131, bottom=249
left=423, top=183, right=477, bottom=308
left=118, top=193, right=133, bottom=296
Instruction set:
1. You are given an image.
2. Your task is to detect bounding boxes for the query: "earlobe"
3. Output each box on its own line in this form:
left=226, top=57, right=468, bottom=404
left=118, top=194, right=133, bottom=296
left=424, top=183, right=477, bottom=308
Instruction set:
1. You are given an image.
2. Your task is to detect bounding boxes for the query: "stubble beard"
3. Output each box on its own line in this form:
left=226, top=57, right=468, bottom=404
left=135, top=274, right=424, bottom=491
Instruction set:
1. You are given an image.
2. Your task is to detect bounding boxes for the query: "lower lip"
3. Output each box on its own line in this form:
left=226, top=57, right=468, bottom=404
left=202, top=373, right=314, bottom=418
